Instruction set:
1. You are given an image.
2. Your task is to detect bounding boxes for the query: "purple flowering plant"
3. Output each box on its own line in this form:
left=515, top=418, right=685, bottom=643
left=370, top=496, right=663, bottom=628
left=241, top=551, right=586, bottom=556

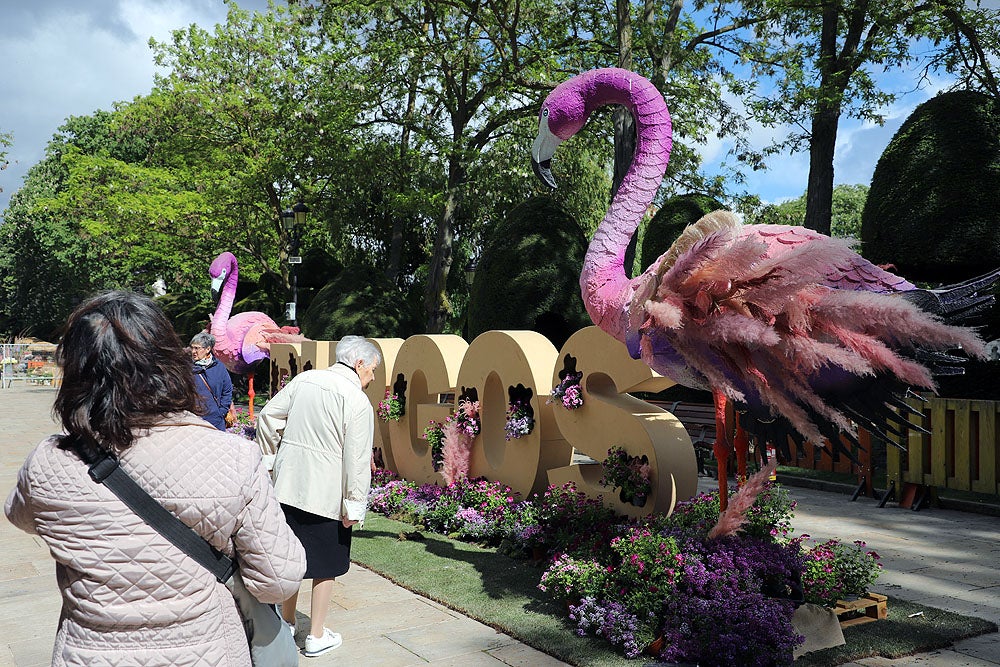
left=569, top=597, right=650, bottom=659
left=446, top=400, right=481, bottom=438
left=548, top=371, right=584, bottom=410
left=377, top=390, right=404, bottom=422
left=658, top=586, right=803, bottom=666
left=365, top=467, right=820, bottom=664
left=225, top=407, right=257, bottom=441
left=503, top=400, right=535, bottom=440
left=599, top=446, right=652, bottom=505
left=795, top=536, right=882, bottom=606
left=423, top=420, right=445, bottom=471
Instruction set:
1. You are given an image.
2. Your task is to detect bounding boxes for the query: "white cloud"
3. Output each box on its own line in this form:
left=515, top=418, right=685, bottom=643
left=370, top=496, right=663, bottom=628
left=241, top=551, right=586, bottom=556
left=0, top=0, right=272, bottom=216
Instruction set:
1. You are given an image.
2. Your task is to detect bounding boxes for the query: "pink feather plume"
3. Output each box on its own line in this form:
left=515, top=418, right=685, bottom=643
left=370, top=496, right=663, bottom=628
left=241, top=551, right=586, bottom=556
left=708, top=459, right=778, bottom=539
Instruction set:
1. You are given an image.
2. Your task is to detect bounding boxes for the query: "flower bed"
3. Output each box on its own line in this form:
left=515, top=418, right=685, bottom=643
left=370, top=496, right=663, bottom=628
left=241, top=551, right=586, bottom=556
left=226, top=407, right=257, bottom=441
left=366, top=469, right=881, bottom=666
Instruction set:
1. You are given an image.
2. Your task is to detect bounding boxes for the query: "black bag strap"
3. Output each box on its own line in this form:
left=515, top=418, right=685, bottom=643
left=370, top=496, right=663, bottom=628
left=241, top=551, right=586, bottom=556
left=88, top=454, right=237, bottom=583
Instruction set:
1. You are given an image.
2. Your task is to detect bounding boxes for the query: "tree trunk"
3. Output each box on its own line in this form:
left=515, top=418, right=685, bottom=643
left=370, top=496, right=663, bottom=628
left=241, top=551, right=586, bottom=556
left=423, top=164, right=462, bottom=333
left=804, top=2, right=841, bottom=236
left=614, top=0, right=638, bottom=277
left=385, top=89, right=417, bottom=285
left=804, top=105, right=839, bottom=236
left=386, top=55, right=422, bottom=285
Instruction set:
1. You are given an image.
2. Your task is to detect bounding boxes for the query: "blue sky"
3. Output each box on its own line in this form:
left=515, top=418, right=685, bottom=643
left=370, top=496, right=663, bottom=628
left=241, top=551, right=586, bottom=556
left=0, top=1, right=991, bottom=217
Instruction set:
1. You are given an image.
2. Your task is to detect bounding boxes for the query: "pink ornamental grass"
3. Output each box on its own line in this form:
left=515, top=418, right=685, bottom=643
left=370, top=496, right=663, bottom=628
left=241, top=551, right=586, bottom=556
left=708, top=459, right=778, bottom=539
left=441, top=400, right=480, bottom=485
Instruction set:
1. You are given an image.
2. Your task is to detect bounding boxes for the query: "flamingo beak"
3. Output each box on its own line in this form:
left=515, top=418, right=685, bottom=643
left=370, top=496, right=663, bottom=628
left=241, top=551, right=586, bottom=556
left=210, top=269, right=226, bottom=299
left=531, top=129, right=560, bottom=190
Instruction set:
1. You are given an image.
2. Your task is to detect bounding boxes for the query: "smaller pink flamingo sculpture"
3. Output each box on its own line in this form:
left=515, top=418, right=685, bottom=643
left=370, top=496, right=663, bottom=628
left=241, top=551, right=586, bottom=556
left=207, top=251, right=308, bottom=414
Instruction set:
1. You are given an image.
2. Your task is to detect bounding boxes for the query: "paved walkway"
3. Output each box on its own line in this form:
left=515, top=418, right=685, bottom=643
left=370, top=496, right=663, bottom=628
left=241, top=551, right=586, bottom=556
left=2, top=384, right=998, bottom=666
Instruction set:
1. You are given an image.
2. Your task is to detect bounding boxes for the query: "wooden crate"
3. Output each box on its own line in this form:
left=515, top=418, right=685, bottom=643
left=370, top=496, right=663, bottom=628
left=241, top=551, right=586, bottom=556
left=834, top=592, right=888, bottom=628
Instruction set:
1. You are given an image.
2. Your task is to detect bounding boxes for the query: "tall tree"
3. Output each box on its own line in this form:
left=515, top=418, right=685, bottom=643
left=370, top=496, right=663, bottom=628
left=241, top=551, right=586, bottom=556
left=0, top=113, right=169, bottom=338
left=712, top=0, right=1000, bottom=235
left=143, top=3, right=367, bottom=293
left=0, top=130, right=10, bottom=193
left=323, top=0, right=607, bottom=332
left=746, top=183, right=868, bottom=238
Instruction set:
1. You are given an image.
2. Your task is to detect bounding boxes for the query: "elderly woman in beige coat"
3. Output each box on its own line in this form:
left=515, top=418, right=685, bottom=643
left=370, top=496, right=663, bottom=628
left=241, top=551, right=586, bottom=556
left=5, top=291, right=306, bottom=666
left=256, top=335, right=380, bottom=658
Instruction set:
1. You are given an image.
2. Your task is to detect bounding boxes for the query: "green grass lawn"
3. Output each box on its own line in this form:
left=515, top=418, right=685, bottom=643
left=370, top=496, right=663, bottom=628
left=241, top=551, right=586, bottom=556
left=352, top=514, right=997, bottom=666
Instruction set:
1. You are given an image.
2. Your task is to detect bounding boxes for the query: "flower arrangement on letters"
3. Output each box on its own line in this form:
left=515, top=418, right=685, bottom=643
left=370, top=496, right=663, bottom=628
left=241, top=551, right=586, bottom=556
left=377, top=390, right=404, bottom=422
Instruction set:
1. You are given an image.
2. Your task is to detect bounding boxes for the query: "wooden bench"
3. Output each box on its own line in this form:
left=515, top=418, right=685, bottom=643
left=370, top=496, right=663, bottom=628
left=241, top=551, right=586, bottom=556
left=649, top=401, right=717, bottom=474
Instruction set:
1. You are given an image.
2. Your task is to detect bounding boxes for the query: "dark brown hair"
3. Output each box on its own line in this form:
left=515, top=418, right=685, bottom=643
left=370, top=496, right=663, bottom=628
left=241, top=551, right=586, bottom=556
left=54, top=290, right=201, bottom=461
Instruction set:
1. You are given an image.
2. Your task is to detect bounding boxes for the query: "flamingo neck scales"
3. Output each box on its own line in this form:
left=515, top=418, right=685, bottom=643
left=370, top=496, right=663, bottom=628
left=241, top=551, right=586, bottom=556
left=551, top=69, right=672, bottom=342
left=209, top=252, right=239, bottom=340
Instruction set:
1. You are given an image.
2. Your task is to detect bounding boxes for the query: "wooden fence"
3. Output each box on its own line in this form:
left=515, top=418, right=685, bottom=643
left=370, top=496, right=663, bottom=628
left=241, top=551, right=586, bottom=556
left=656, top=398, right=999, bottom=498
left=886, top=397, right=999, bottom=496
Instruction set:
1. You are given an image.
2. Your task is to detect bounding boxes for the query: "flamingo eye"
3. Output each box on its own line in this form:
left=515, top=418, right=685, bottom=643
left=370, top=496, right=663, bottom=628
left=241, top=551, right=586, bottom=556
left=542, top=107, right=549, bottom=118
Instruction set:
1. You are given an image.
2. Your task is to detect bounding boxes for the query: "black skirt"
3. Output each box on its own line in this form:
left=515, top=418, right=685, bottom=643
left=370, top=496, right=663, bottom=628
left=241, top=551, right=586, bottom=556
left=281, top=503, right=353, bottom=578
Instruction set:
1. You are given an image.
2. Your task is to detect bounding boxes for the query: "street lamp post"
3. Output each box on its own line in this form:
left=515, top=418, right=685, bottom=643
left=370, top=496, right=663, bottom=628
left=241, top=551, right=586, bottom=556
left=464, top=257, right=478, bottom=340
left=281, top=202, right=309, bottom=326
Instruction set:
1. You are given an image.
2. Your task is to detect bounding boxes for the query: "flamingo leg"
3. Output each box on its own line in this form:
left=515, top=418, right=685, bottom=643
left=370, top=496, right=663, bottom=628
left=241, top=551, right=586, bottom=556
left=734, top=420, right=749, bottom=486
left=712, top=389, right=731, bottom=512
left=247, top=372, right=255, bottom=419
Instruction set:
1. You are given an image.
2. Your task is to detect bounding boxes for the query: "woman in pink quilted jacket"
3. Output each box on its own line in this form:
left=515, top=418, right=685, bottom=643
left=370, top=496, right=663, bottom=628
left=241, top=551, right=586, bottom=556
left=5, top=291, right=306, bottom=666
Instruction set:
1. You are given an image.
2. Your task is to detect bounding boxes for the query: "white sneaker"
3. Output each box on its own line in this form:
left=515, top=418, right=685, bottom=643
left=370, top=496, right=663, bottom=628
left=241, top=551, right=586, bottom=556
left=284, top=618, right=295, bottom=637
left=303, top=628, right=342, bottom=657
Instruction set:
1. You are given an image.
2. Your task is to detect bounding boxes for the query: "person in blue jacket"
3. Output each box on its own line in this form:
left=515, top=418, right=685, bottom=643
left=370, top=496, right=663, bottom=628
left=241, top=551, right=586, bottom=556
left=190, top=332, right=233, bottom=430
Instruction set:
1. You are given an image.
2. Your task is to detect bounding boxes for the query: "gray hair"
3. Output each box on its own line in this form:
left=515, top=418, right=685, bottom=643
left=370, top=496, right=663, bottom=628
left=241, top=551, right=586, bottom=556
left=190, top=332, right=215, bottom=350
left=336, top=335, right=381, bottom=367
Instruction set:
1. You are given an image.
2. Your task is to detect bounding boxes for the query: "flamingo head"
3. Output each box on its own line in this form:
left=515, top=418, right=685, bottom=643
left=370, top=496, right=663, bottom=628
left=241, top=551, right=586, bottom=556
left=208, top=252, right=236, bottom=297
left=531, top=77, right=593, bottom=190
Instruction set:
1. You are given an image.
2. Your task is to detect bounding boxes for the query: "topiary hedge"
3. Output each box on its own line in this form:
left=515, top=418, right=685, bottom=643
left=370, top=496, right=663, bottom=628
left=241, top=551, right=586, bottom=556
left=639, top=194, right=724, bottom=270
left=300, top=266, right=415, bottom=340
left=861, top=90, right=1000, bottom=283
left=468, top=196, right=591, bottom=348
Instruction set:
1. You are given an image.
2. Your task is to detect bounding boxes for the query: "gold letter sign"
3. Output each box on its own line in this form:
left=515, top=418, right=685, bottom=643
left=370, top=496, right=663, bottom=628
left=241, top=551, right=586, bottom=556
left=269, top=326, right=698, bottom=516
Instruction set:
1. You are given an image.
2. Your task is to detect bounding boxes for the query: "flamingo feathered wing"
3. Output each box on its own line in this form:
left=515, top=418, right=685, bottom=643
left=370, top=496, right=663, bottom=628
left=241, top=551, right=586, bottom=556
left=531, top=68, right=995, bottom=467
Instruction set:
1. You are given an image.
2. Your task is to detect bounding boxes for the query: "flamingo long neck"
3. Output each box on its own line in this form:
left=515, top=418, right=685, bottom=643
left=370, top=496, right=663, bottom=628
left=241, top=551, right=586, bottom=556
left=211, top=255, right=239, bottom=339
left=579, top=70, right=672, bottom=342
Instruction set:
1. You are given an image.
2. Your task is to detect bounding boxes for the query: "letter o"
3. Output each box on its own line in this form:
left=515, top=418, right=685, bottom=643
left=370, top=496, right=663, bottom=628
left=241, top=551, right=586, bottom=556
left=458, top=331, right=572, bottom=498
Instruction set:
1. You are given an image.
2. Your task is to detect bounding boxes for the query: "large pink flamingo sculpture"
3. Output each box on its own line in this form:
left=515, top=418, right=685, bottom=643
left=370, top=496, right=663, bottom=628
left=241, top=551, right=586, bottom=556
left=532, top=68, right=995, bottom=510
left=207, top=251, right=308, bottom=414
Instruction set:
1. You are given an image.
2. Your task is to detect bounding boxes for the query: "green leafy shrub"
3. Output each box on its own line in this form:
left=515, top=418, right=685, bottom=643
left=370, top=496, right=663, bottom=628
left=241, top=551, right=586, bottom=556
left=861, top=90, right=1000, bottom=282
left=300, top=265, right=415, bottom=339
left=639, top=193, right=723, bottom=270
left=468, top=196, right=591, bottom=348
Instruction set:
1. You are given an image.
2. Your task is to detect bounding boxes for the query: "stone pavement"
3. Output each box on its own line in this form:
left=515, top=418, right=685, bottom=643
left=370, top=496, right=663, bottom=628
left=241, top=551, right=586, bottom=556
left=2, top=384, right=998, bottom=666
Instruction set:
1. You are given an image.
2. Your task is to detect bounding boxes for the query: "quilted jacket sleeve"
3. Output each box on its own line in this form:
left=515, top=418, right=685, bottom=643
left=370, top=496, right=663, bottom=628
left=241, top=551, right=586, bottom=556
left=233, top=448, right=306, bottom=603
left=4, top=446, right=39, bottom=534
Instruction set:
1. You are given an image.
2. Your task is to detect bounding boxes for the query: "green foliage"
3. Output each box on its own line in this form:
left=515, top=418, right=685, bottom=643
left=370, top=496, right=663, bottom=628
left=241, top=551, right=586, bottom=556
left=0, top=130, right=11, bottom=182
left=0, top=113, right=173, bottom=340
left=862, top=90, right=1000, bottom=282
left=747, top=185, right=868, bottom=239
left=639, top=194, right=724, bottom=270
left=299, top=266, right=415, bottom=340
left=468, top=196, right=591, bottom=348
